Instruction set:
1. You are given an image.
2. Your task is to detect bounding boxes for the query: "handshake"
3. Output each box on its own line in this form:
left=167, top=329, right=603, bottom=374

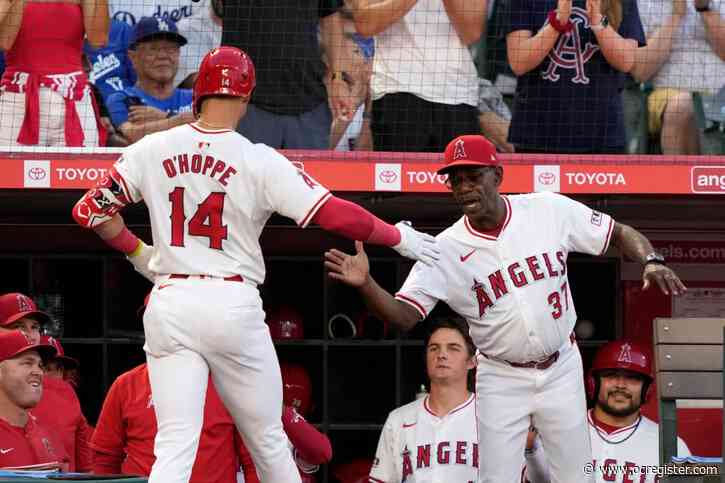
left=125, top=221, right=440, bottom=285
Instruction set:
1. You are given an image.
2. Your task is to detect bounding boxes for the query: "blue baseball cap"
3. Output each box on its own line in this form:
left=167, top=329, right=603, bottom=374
left=131, top=16, right=187, bottom=48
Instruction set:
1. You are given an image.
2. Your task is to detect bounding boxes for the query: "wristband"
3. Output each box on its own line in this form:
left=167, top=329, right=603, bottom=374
left=548, top=10, right=573, bottom=33
left=106, top=227, right=141, bottom=254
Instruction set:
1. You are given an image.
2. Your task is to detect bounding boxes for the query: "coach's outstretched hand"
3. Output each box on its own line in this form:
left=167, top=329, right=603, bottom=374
left=392, top=221, right=440, bottom=266
left=325, top=241, right=369, bottom=288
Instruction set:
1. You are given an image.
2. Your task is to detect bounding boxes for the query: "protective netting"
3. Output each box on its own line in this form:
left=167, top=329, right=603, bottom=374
left=0, top=0, right=722, bottom=155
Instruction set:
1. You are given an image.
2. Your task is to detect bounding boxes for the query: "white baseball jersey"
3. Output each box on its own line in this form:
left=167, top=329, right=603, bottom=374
left=114, top=123, right=330, bottom=284
left=396, top=192, right=614, bottom=363
left=524, top=411, right=691, bottom=483
left=369, top=394, right=479, bottom=483
left=588, top=411, right=690, bottom=483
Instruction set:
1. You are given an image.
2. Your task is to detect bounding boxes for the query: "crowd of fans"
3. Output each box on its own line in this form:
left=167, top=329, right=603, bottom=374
left=0, top=0, right=723, bottom=152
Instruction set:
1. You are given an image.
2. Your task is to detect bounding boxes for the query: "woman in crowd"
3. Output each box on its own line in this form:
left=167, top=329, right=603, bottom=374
left=506, top=0, right=645, bottom=153
left=0, top=0, right=108, bottom=147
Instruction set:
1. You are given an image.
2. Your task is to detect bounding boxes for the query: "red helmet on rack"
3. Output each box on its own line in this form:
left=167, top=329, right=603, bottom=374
left=193, top=46, right=256, bottom=115
left=267, top=306, right=305, bottom=340
left=280, top=362, right=312, bottom=417
left=586, top=339, right=655, bottom=403
left=331, top=458, right=374, bottom=483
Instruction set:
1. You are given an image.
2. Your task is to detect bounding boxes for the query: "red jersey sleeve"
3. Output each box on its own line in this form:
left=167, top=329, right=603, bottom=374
left=91, top=375, right=128, bottom=465
left=281, top=406, right=332, bottom=465
left=75, top=416, right=94, bottom=471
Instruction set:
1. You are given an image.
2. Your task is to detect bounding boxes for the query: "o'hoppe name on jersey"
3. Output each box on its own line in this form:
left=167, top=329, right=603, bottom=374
left=400, top=441, right=478, bottom=481
left=162, top=153, right=238, bottom=186
left=472, top=251, right=566, bottom=317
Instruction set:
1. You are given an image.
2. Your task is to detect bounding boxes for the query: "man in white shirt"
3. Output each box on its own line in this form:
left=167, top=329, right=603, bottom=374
left=174, top=0, right=222, bottom=88
left=349, top=0, right=486, bottom=152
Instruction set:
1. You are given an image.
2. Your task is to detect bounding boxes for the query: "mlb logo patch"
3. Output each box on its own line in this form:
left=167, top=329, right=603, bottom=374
left=590, top=211, right=603, bottom=226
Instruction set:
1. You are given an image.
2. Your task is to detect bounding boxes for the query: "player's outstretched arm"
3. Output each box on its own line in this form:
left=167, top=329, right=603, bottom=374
left=312, top=196, right=440, bottom=266
left=610, top=222, right=686, bottom=296
left=325, top=241, right=422, bottom=332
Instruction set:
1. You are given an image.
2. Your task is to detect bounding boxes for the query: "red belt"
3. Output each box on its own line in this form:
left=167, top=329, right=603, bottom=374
left=169, top=274, right=244, bottom=283
left=506, top=351, right=559, bottom=370
left=485, top=332, right=576, bottom=371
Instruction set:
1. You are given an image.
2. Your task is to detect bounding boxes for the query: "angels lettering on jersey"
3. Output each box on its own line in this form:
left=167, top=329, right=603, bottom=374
left=398, top=441, right=479, bottom=482
left=543, top=7, right=600, bottom=84
left=471, top=250, right=566, bottom=317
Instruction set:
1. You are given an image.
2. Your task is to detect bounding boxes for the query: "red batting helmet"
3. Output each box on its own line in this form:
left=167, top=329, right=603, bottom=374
left=586, top=339, right=654, bottom=403
left=280, top=362, right=312, bottom=417
left=267, top=306, right=304, bottom=340
left=193, top=46, right=256, bottom=116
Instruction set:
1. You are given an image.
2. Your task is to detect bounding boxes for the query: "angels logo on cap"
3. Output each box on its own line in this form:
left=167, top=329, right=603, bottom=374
left=617, top=342, right=632, bottom=364
left=16, top=294, right=33, bottom=313
left=437, top=135, right=499, bottom=175
left=453, top=139, right=467, bottom=160
left=20, top=330, right=33, bottom=345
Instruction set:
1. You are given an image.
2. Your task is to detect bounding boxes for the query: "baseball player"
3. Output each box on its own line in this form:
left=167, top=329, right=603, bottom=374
left=41, top=336, right=81, bottom=390
left=0, top=330, right=68, bottom=471
left=523, top=340, right=691, bottom=483
left=324, top=134, right=686, bottom=483
left=71, top=46, right=438, bottom=483
left=0, top=293, right=93, bottom=472
left=369, top=315, right=539, bottom=482
left=91, top=362, right=257, bottom=482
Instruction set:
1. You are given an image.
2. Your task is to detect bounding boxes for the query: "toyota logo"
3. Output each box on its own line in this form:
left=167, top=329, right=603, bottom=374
left=379, top=170, right=398, bottom=184
left=538, top=172, right=556, bottom=185
left=28, top=167, right=47, bottom=180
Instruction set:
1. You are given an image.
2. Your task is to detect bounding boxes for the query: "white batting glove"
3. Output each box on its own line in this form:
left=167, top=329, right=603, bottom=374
left=392, top=221, right=440, bottom=266
left=126, top=241, right=156, bottom=283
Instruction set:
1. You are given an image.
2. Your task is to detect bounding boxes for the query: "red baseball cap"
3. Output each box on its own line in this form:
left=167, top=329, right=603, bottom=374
left=437, top=135, right=500, bottom=175
left=0, top=293, right=52, bottom=328
left=0, top=330, right=56, bottom=363
left=41, top=335, right=79, bottom=369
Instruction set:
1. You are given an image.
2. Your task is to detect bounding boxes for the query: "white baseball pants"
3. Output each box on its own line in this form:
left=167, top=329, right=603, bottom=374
left=475, top=341, right=593, bottom=483
left=143, top=277, right=301, bottom=483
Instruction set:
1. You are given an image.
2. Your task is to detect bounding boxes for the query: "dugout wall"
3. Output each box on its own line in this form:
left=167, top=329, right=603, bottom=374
left=0, top=150, right=723, bottom=481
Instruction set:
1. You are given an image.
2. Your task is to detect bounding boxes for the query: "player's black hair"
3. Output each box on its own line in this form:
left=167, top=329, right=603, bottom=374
left=423, top=315, right=476, bottom=392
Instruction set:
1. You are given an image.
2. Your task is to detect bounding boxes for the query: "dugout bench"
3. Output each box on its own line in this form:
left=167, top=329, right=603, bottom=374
left=654, top=317, right=724, bottom=483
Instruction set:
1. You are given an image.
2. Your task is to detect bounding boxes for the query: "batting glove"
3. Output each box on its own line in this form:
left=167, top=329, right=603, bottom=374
left=126, top=241, right=156, bottom=283
left=392, top=221, right=440, bottom=266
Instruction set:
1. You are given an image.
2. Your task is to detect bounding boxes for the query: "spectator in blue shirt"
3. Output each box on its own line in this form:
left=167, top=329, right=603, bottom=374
left=106, top=16, right=193, bottom=144
left=84, top=20, right=137, bottom=106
